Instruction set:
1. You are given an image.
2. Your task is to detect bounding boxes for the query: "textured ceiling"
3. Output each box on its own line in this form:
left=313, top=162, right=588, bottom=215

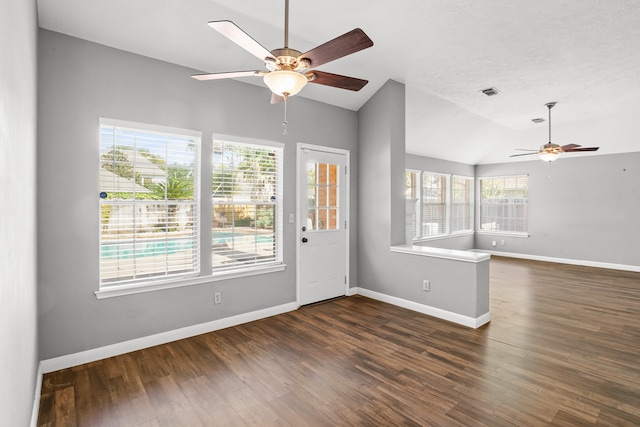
left=37, top=0, right=640, bottom=164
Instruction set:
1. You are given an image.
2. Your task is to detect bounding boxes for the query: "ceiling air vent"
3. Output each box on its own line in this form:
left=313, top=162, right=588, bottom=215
left=531, top=118, right=545, bottom=123
left=480, top=87, right=500, bottom=96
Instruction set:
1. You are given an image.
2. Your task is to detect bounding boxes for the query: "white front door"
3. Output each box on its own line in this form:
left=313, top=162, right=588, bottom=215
left=297, top=144, right=349, bottom=306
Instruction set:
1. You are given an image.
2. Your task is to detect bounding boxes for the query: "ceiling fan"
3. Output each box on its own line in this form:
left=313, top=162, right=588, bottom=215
left=191, top=0, right=373, bottom=104
left=510, top=102, right=600, bottom=162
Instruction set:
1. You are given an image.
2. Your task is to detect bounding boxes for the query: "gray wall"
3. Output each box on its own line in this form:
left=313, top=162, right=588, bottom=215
left=357, top=80, right=403, bottom=293
left=406, top=153, right=475, bottom=251
left=357, top=79, right=404, bottom=292
left=37, top=29, right=359, bottom=360
left=0, top=0, right=39, bottom=425
left=358, top=81, right=486, bottom=318
left=476, top=154, right=640, bottom=267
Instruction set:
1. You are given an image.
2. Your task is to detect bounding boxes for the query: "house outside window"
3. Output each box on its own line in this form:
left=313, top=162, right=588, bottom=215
left=479, top=175, right=528, bottom=234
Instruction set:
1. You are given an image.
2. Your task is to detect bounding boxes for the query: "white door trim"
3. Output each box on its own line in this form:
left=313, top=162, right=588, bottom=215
left=296, top=143, right=350, bottom=307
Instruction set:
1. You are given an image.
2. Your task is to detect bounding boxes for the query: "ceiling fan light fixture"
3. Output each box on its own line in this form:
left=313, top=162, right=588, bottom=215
left=538, top=143, right=562, bottom=162
left=264, top=70, right=308, bottom=97
left=538, top=151, right=560, bottom=162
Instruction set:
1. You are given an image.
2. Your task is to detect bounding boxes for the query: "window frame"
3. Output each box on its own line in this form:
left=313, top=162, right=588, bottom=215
left=406, top=170, right=474, bottom=241
left=210, top=137, right=284, bottom=275
left=477, top=175, right=529, bottom=237
left=450, top=175, right=475, bottom=234
left=98, top=118, right=202, bottom=293
left=421, top=171, right=449, bottom=238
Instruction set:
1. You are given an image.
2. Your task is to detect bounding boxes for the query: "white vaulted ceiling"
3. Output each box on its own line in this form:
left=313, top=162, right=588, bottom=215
left=37, top=0, right=640, bottom=164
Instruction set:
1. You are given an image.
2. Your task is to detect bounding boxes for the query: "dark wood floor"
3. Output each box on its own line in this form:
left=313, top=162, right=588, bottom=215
left=38, top=257, right=640, bottom=426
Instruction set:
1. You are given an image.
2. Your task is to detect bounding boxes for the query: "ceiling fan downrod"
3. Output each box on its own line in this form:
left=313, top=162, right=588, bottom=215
left=545, top=102, right=556, bottom=144
left=284, top=0, right=289, bottom=48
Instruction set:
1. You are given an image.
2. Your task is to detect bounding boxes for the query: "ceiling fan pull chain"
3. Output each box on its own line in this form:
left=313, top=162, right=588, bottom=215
left=282, top=94, right=289, bottom=135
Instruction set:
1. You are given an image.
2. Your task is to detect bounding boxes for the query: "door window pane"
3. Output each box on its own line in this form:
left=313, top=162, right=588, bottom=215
left=306, top=162, right=339, bottom=231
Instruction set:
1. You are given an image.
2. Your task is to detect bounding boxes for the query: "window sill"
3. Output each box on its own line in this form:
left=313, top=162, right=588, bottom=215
left=391, top=244, right=490, bottom=263
left=95, top=263, right=287, bottom=299
left=476, top=231, right=529, bottom=238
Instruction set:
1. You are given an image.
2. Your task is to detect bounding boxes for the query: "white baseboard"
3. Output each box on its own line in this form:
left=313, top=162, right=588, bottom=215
left=355, top=287, right=490, bottom=329
left=474, top=250, right=640, bottom=273
left=30, top=363, right=43, bottom=427
left=40, top=301, right=297, bottom=374
left=33, top=291, right=488, bottom=422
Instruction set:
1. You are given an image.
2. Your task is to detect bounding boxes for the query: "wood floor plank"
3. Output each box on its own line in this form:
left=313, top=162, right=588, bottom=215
left=38, top=257, right=640, bottom=426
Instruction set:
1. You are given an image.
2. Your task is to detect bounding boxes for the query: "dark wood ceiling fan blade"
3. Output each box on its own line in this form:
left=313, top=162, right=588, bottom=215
left=509, top=152, right=539, bottom=157
left=299, top=28, right=373, bottom=68
left=564, top=147, right=600, bottom=152
left=208, top=20, right=276, bottom=62
left=308, top=70, right=368, bottom=91
left=271, top=93, right=285, bottom=104
left=191, top=70, right=262, bottom=81
left=560, top=143, right=581, bottom=151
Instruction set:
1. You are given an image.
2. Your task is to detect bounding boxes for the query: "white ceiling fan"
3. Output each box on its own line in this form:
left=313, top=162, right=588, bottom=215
left=191, top=0, right=374, bottom=104
left=511, top=102, right=600, bottom=162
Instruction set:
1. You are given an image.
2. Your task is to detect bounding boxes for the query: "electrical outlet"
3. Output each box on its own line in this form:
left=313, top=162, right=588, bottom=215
left=422, top=280, right=430, bottom=292
left=492, top=240, right=497, bottom=247
left=214, top=292, right=222, bottom=304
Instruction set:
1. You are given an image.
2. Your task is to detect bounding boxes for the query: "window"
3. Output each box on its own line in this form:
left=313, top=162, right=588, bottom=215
left=451, top=175, right=474, bottom=233
left=422, top=172, right=447, bottom=237
left=98, top=123, right=285, bottom=296
left=99, top=119, right=201, bottom=287
left=306, top=162, right=339, bottom=231
left=405, top=170, right=420, bottom=239
left=211, top=139, right=283, bottom=273
left=405, top=170, right=474, bottom=240
left=479, top=175, right=528, bottom=234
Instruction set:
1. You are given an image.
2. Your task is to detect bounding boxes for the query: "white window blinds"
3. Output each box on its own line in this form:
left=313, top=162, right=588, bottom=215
left=212, top=139, right=283, bottom=272
left=99, top=120, right=201, bottom=287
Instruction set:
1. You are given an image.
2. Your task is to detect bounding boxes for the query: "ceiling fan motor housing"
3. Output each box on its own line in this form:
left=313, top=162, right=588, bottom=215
left=540, top=142, right=562, bottom=153
left=267, top=48, right=309, bottom=72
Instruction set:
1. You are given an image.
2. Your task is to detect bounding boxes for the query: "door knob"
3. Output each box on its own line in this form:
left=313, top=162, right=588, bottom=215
left=301, top=237, right=308, bottom=243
